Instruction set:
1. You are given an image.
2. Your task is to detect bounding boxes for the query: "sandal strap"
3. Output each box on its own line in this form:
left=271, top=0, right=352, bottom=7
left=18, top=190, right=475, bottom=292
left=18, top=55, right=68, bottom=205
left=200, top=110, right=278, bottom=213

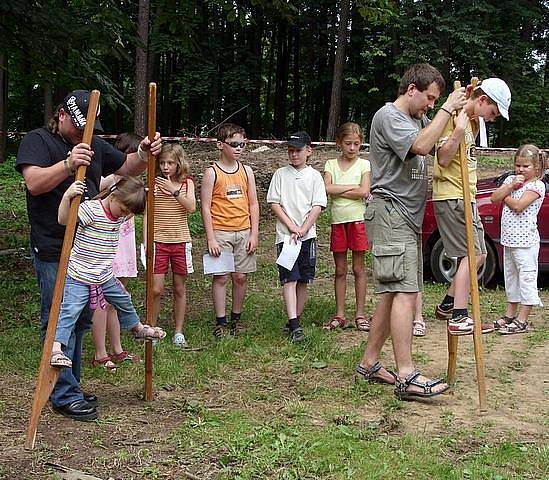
left=396, top=370, right=443, bottom=395
left=356, top=361, right=382, bottom=379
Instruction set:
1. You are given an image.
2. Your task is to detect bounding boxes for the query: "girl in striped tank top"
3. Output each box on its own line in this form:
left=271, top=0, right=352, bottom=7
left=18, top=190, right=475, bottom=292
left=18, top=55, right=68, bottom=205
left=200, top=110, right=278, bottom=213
left=148, top=144, right=196, bottom=347
left=51, top=177, right=167, bottom=369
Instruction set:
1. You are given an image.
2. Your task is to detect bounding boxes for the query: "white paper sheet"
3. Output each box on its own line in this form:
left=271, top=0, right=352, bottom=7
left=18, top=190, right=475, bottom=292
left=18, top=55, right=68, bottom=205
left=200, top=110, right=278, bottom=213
left=276, top=235, right=302, bottom=271
left=479, top=117, right=488, bottom=147
left=203, top=251, right=235, bottom=275
left=140, top=243, right=147, bottom=270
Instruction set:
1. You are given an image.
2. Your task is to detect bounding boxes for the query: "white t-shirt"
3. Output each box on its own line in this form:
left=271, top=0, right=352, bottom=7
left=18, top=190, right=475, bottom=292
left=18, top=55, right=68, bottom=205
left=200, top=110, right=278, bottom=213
left=266, top=165, right=327, bottom=244
left=500, top=176, right=545, bottom=247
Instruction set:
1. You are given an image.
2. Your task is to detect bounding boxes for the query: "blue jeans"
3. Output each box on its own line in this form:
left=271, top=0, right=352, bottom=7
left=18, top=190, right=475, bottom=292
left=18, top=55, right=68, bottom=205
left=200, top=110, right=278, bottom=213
left=56, top=276, right=140, bottom=346
left=31, top=251, right=91, bottom=407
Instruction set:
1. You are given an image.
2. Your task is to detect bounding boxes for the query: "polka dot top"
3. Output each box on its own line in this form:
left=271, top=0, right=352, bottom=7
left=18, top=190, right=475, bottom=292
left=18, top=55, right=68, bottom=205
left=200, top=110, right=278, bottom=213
left=500, top=176, right=545, bottom=247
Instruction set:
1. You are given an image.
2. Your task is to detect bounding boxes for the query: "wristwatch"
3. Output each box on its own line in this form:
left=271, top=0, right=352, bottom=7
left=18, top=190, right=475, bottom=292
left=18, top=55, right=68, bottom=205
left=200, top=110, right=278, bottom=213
left=172, top=189, right=181, bottom=197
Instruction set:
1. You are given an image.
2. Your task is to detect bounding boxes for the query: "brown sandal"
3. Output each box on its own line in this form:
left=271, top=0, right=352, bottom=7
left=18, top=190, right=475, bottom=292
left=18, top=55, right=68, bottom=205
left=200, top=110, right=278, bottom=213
left=493, top=315, right=515, bottom=330
left=323, top=315, right=347, bottom=330
left=354, top=315, right=371, bottom=331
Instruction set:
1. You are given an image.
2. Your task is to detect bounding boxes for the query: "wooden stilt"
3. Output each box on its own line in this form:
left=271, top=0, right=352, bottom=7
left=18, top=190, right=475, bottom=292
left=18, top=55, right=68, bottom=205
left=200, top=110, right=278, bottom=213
left=446, top=79, right=488, bottom=411
left=144, top=83, right=157, bottom=402
left=25, top=91, right=101, bottom=449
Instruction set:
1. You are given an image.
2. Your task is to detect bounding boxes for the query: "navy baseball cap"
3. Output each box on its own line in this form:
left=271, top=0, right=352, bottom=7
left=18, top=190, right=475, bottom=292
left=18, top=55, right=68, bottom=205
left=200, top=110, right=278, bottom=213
left=287, top=131, right=312, bottom=148
left=63, top=90, right=103, bottom=132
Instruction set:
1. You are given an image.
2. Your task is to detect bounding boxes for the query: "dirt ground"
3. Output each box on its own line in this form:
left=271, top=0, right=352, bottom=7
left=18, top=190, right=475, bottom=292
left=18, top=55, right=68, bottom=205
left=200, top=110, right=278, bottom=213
left=1, top=144, right=546, bottom=479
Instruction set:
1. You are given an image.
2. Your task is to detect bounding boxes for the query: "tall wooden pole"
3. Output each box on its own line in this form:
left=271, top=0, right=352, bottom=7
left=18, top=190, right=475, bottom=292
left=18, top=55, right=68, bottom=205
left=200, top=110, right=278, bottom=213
left=446, top=79, right=488, bottom=412
left=25, top=91, right=101, bottom=449
left=144, top=83, right=157, bottom=401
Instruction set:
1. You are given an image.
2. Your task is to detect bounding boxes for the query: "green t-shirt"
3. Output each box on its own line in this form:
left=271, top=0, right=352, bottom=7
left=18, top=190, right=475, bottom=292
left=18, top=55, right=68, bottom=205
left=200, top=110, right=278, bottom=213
left=324, top=157, right=370, bottom=224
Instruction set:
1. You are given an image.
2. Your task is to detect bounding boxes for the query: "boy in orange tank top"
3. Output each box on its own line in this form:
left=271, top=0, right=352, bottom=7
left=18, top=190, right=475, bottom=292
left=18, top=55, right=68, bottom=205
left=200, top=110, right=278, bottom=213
left=200, top=123, right=260, bottom=337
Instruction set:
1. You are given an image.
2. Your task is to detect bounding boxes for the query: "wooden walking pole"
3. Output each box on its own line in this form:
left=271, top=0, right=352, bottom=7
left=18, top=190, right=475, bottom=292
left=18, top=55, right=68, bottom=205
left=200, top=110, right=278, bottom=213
left=144, top=83, right=157, bottom=401
left=446, top=79, right=488, bottom=411
left=25, top=91, right=101, bottom=449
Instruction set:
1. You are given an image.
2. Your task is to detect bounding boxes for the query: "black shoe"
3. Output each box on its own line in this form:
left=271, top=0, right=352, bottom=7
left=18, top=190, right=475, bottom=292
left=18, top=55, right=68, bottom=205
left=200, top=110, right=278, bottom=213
left=289, top=327, right=305, bottom=343
left=83, top=393, right=98, bottom=407
left=52, top=399, right=97, bottom=421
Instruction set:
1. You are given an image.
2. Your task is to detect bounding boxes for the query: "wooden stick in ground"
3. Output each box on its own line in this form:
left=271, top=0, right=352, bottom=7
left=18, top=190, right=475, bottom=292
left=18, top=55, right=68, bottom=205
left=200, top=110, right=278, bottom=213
left=25, top=91, right=101, bottom=449
left=446, top=79, right=488, bottom=411
left=144, top=83, right=157, bottom=401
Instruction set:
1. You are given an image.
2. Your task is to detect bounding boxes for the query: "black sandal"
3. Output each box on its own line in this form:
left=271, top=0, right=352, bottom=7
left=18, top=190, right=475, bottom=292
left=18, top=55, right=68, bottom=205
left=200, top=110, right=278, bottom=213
left=356, top=361, right=396, bottom=385
left=213, top=324, right=229, bottom=339
left=394, top=370, right=449, bottom=399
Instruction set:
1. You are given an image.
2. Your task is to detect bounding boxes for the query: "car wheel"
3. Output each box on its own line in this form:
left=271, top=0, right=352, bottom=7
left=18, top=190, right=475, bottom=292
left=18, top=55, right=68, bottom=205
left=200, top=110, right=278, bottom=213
left=429, top=237, right=496, bottom=284
left=429, top=238, right=458, bottom=283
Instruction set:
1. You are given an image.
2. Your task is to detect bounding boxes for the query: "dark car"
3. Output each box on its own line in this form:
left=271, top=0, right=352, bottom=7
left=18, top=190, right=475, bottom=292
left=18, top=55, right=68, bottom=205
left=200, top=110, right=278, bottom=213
left=422, top=172, right=549, bottom=284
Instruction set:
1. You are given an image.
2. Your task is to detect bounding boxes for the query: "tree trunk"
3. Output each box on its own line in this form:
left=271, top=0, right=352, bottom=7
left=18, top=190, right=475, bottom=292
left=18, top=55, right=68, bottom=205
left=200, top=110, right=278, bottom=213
left=326, top=0, right=351, bottom=140
left=134, top=0, right=149, bottom=137
left=292, top=27, right=301, bottom=132
left=40, top=83, right=51, bottom=131
left=273, top=22, right=290, bottom=139
left=0, top=51, right=7, bottom=163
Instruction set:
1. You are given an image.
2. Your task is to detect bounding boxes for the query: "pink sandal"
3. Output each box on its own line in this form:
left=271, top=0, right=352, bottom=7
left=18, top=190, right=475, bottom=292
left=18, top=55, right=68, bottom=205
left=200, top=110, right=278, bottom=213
left=110, top=351, right=141, bottom=363
left=323, top=315, right=347, bottom=330
left=91, top=356, right=117, bottom=370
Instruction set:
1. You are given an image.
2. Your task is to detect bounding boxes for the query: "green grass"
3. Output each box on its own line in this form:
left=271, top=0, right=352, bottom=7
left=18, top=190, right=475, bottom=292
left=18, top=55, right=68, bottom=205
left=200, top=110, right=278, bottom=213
left=0, top=154, right=547, bottom=479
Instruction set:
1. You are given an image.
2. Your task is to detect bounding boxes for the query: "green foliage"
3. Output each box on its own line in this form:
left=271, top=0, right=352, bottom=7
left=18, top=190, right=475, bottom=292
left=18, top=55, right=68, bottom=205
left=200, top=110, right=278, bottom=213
left=2, top=0, right=548, bottom=151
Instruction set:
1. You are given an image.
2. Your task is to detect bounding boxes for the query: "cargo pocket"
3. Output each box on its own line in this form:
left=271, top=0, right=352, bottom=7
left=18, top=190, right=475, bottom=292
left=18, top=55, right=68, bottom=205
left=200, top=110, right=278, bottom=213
left=372, top=244, right=406, bottom=283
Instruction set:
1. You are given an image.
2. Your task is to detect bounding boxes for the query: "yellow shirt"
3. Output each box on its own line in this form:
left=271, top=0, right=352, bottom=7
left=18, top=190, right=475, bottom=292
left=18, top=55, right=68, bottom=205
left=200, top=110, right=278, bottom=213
left=433, top=119, right=477, bottom=201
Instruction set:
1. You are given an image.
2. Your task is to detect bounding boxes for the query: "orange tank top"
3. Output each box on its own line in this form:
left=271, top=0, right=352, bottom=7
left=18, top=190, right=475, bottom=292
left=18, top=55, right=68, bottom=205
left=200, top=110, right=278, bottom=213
left=210, top=161, right=251, bottom=231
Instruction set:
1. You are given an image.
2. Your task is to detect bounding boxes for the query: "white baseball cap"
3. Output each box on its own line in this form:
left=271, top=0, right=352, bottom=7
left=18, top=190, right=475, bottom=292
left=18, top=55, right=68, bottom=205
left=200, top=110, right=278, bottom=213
left=477, top=78, right=511, bottom=120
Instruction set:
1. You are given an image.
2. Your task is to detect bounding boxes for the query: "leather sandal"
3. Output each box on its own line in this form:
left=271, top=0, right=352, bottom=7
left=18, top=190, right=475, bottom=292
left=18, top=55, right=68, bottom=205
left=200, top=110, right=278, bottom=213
left=91, top=356, right=117, bottom=370
left=493, top=315, right=515, bottom=330
left=354, top=315, right=371, bottom=331
left=323, top=315, right=347, bottom=330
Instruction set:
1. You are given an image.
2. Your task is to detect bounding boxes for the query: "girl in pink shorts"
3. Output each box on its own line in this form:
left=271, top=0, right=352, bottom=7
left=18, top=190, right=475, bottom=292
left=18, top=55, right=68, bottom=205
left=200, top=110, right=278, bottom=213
left=147, top=144, right=196, bottom=347
left=323, top=123, right=371, bottom=331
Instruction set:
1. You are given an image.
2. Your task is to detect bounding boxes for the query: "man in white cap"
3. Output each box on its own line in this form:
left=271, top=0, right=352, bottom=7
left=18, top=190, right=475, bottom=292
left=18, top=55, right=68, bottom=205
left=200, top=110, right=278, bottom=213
left=15, top=89, right=162, bottom=421
left=433, top=78, right=511, bottom=335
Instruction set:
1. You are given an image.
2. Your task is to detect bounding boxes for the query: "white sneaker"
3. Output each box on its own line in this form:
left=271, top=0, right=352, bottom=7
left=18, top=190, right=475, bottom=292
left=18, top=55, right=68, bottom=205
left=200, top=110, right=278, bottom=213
left=172, top=332, right=188, bottom=347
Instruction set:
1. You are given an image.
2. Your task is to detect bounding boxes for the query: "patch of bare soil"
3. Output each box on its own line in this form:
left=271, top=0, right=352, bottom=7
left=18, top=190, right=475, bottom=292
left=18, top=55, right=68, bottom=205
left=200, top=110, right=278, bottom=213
left=1, top=145, right=541, bottom=479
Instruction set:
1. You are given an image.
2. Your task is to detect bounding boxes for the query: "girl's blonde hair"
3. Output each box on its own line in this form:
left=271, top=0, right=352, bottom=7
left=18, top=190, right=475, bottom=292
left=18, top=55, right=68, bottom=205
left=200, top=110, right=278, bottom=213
left=110, top=176, right=147, bottom=215
left=515, top=144, right=544, bottom=180
left=335, top=122, right=364, bottom=144
left=157, top=143, right=189, bottom=183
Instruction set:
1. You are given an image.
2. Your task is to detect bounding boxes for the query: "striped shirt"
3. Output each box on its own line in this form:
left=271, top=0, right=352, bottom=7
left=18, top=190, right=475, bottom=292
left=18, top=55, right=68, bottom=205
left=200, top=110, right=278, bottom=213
left=154, top=177, right=192, bottom=243
left=67, top=200, right=125, bottom=284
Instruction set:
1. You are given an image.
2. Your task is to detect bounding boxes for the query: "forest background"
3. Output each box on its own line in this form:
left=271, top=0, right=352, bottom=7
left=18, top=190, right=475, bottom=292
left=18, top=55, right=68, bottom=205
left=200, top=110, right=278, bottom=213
left=0, top=0, right=547, bottom=162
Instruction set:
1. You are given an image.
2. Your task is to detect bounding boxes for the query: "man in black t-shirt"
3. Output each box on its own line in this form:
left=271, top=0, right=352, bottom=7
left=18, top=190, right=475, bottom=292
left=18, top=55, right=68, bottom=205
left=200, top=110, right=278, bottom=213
left=16, top=90, right=161, bottom=421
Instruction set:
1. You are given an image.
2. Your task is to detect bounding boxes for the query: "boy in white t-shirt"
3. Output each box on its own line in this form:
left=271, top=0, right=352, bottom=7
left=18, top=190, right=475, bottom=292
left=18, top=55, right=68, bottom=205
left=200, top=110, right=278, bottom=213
left=266, top=132, right=327, bottom=342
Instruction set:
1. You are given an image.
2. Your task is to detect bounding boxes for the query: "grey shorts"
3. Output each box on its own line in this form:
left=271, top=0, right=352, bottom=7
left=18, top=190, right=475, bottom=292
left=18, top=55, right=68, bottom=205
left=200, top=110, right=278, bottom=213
left=365, top=199, right=422, bottom=294
left=434, top=200, right=486, bottom=258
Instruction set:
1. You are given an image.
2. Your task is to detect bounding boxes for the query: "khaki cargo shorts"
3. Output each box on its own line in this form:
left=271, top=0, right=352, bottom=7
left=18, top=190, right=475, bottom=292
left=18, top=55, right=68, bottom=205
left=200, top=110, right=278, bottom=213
left=434, top=200, right=486, bottom=258
left=365, top=198, right=422, bottom=294
left=213, top=229, right=257, bottom=274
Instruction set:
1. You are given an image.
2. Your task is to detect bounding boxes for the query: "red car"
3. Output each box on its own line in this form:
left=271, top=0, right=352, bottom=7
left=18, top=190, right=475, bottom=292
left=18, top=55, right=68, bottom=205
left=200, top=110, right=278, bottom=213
left=422, top=172, right=549, bottom=284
